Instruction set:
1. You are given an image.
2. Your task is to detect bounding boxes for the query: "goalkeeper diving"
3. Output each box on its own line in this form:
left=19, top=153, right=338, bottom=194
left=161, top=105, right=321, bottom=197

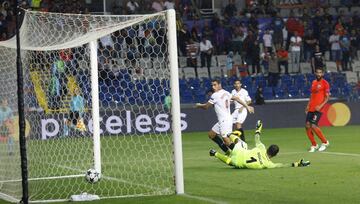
left=210, top=120, right=310, bottom=169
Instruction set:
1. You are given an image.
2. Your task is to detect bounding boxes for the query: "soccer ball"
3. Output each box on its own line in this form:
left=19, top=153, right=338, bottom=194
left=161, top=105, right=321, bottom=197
left=85, top=169, right=101, bottom=183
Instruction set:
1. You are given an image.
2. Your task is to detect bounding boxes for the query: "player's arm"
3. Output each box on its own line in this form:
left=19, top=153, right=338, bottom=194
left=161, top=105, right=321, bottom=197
left=305, top=100, right=310, bottom=114
left=315, top=92, right=330, bottom=111
left=254, top=120, right=264, bottom=148
left=195, top=102, right=212, bottom=110
left=266, top=159, right=310, bottom=168
left=231, top=96, right=254, bottom=113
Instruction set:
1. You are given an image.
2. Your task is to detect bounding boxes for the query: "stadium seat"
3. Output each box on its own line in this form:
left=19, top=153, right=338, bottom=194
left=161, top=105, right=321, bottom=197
left=210, top=67, right=222, bottom=78
left=113, top=93, right=126, bottom=104
left=326, top=61, right=337, bottom=72
left=330, top=86, right=340, bottom=97
left=274, top=87, right=286, bottom=99
left=263, top=87, right=274, bottom=100
left=241, top=76, right=252, bottom=89
left=301, top=85, right=311, bottom=97
left=293, top=74, right=305, bottom=89
left=197, top=67, right=209, bottom=78
left=183, top=67, right=197, bottom=79
left=255, top=75, right=266, bottom=88
left=193, top=90, right=207, bottom=103
left=178, top=57, right=187, bottom=68
left=287, top=86, right=300, bottom=98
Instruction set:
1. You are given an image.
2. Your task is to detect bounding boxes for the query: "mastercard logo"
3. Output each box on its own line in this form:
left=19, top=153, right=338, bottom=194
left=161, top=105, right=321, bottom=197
left=319, top=103, right=351, bottom=126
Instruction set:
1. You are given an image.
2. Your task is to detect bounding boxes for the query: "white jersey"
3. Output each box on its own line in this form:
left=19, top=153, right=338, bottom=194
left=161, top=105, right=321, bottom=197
left=231, top=88, right=251, bottom=110
left=208, top=89, right=232, bottom=122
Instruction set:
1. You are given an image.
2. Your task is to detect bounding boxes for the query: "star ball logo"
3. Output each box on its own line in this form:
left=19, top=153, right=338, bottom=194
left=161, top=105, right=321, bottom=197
left=319, top=102, right=351, bottom=126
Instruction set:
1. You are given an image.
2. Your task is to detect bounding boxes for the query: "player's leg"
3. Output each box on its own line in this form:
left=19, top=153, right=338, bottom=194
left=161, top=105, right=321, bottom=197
left=310, top=112, right=329, bottom=151
left=209, top=123, right=230, bottom=154
left=235, top=109, right=248, bottom=142
left=219, top=118, right=236, bottom=151
left=305, top=112, right=318, bottom=152
left=209, top=149, right=232, bottom=165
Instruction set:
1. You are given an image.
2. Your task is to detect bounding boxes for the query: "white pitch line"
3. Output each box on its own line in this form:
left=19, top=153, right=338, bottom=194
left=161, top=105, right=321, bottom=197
left=42, top=162, right=166, bottom=192
left=319, top=151, right=360, bottom=157
left=182, top=194, right=228, bottom=204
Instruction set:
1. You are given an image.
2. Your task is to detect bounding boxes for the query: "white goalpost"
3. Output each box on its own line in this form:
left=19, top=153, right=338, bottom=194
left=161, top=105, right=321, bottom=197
left=0, top=9, right=183, bottom=202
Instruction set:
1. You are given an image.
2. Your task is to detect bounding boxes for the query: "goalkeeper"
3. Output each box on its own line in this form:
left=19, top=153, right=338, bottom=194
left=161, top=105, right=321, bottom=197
left=210, top=120, right=310, bottom=169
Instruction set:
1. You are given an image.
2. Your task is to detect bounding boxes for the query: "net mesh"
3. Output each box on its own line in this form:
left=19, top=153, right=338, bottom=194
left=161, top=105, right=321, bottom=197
left=0, top=10, right=175, bottom=202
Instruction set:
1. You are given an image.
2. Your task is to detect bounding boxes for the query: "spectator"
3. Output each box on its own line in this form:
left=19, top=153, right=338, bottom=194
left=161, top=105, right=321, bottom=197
left=0, top=14, right=6, bottom=35
left=303, top=30, right=317, bottom=62
left=223, top=0, right=237, bottom=20
left=186, top=38, right=199, bottom=77
left=31, top=0, right=42, bottom=10
left=178, top=24, right=191, bottom=56
left=277, top=46, right=289, bottom=75
left=163, top=0, right=175, bottom=10
left=231, top=30, right=246, bottom=56
left=0, top=32, right=6, bottom=41
left=285, top=10, right=298, bottom=50
left=290, top=31, right=302, bottom=73
left=329, top=30, right=342, bottom=72
left=255, top=86, right=265, bottom=105
left=213, top=21, right=228, bottom=54
left=340, top=32, right=351, bottom=71
left=271, top=12, right=285, bottom=48
left=202, top=21, right=213, bottom=40
left=312, top=44, right=325, bottom=73
left=190, top=23, right=201, bottom=42
left=126, top=1, right=140, bottom=14
left=226, top=51, right=234, bottom=78
left=335, top=18, right=346, bottom=36
left=312, top=9, right=324, bottom=40
left=262, top=28, right=273, bottom=53
left=199, top=37, right=214, bottom=78
left=268, top=52, right=279, bottom=88
left=350, top=29, right=359, bottom=61
left=152, top=0, right=164, bottom=12
left=243, top=30, right=260, bottom=75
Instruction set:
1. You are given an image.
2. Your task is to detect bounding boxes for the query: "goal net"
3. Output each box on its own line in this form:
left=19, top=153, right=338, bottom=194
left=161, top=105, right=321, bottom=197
left=0, top=9, right=183, bottom=202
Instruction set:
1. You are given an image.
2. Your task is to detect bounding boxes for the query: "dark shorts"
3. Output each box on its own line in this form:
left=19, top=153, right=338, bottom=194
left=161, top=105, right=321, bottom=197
left=306, top=111, right=322, bottom=125
left=69, top=111, right=80, bottom=126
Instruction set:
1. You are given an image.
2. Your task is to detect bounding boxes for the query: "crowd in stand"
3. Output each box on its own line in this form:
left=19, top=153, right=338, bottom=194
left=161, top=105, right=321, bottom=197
left=1, top=0, right=360, bottom=77
left=110, top=1, right=360, bottom=78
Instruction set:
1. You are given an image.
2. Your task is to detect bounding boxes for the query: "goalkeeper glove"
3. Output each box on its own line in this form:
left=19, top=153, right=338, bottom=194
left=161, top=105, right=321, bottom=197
left=255, top=120, right=263, bottom=134
left=292, top=159, right=310, bottom=167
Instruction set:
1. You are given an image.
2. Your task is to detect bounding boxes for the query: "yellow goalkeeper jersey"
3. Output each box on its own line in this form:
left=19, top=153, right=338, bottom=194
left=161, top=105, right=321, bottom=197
left=230, top=144, right=278, bottom=169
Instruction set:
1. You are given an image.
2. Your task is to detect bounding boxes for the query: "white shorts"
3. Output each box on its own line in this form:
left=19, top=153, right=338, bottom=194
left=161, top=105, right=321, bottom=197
left=232, top=108, right=248, bottom=124
left=211, top=118, right=233, bottom=138
left=233, top=140, right=248, bottom=151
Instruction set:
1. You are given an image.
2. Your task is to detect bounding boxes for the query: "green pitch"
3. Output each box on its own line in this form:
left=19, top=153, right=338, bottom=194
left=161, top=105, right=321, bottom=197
left=1, top=125, right=360, bottom=204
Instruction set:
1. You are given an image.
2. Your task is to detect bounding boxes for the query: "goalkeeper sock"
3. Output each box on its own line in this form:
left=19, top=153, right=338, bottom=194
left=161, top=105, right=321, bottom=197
left=312, top=126, right=328, bottom=144
left=211, top=136, right=229, bottom=153
left=237, top=128, right=245, bottom=142
left=215, top=152, right=231, bottom=165
left=229, top=143, right=235, bottom=150
left=306, top=128, right=316, bottom=146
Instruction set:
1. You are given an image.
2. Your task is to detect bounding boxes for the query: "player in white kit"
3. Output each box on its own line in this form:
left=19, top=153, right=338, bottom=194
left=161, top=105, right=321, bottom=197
left=196, top=79, right=254, bottom=154
left=231, top=79, right=252, bottom=142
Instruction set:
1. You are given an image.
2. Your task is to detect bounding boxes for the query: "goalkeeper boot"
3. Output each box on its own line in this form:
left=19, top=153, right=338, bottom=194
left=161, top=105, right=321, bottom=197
left=255, top=120, right=263, bottom=134
left=209, top=149, right=217, bottom=157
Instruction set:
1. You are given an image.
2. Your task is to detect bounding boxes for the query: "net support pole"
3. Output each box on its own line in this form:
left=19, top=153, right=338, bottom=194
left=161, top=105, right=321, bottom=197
left=89, top=40, right=102, bottom=174
left=166, top=9, right=184, bottom=194
left=15, top=5, right=29, bottom=204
